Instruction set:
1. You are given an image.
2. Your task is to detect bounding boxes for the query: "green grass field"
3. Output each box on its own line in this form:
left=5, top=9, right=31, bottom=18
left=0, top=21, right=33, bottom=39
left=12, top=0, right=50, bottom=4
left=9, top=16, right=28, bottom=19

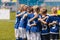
left=0, top=12, right=16, bottom=40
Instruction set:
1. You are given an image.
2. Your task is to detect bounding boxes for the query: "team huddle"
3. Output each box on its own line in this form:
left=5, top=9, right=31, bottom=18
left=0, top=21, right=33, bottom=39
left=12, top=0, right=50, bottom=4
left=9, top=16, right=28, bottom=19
left=14, top=4, right=60, bottom=40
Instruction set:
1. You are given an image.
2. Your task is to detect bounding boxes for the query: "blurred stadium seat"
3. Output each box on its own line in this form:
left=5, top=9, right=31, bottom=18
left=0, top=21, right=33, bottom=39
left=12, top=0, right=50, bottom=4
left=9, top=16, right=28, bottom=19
left=18, top=0, right=44, bottom=6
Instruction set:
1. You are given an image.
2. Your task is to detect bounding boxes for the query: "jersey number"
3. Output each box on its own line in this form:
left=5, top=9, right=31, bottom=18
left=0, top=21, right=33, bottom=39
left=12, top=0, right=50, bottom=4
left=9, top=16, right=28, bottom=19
left=42, top=25, right=47, bottom=30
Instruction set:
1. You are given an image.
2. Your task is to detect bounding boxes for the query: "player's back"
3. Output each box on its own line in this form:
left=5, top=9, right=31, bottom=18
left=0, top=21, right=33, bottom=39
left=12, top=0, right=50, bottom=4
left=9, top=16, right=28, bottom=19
left=41, top=15, right=50, bottom=35
left=19, top=11, right=27, bottom=28
left=47, top=15, right=59, bottom=34
left=26, top=13, right=34, bottom=31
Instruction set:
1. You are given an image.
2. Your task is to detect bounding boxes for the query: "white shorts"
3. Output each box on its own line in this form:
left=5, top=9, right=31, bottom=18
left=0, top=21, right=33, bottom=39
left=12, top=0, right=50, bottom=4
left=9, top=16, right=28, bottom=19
left=26, top=31, right=41, bottom=40
left=15, top=29, right=20, bottom=39
left=19, top=27, right=26, bottom=38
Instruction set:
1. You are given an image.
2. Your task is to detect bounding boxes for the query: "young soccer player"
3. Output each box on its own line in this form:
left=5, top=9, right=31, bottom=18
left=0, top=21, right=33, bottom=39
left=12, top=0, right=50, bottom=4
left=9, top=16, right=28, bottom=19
left=14, top=6, right=21, bottom=40
left=18, top=5, right=28, bottom=40
left=27, top=6, right=41, bottom=40
left=23, top=6, right=34, bottom=40
left=47, top=7, right=59, bottom=40
left=38, top=7, right=50, bottom=40
left=26, top=7, right=34, bottom=40
left=28, top=5, right=39, bottom=23
left=15, top=4, right=26, bottom=40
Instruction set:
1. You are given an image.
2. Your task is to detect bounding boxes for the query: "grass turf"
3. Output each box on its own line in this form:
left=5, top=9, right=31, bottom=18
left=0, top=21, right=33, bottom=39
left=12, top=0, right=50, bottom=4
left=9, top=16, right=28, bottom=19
left=0, top=12, right=16, bottom=40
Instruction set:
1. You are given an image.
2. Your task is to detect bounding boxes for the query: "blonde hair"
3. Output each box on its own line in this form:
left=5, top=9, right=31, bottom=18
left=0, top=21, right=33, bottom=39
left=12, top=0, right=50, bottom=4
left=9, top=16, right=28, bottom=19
left=19, top=4, right=25, bottom=12
left=33, top=5, right=40, bottom=13
left=51, top=7, right=57, bottom=11
left=33, top=5, right=39, bottom=9
left=40, top=7, right=47, bottom=14
left=20, top=4, right=25, bottom=8
left=51, top=7, right=57, bottom=14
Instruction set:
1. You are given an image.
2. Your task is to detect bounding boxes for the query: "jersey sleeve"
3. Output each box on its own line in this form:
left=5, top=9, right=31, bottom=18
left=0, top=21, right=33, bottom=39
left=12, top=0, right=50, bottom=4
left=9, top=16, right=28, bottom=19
left=46, top=16, right=51, bottom=24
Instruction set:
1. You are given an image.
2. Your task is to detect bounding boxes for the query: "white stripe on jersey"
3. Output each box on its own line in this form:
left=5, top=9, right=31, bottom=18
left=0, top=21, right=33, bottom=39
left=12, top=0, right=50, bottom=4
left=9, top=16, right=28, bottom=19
left=50, top=32, right=59, bottom=34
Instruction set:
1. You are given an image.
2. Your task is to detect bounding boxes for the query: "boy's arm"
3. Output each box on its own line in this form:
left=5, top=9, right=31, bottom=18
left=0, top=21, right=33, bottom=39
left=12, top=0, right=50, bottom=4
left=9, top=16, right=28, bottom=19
left=28, top=21, right=37, bottom=27
left=38, top=18, right=47, bottom=24
left=22, top=14, right=27, bottom=19
left=42, top=16, right=49, bottom=20
left=30, top=24, right=36, bottom=27
left=21, top=14, right=27, bottom=20
left=49, top=21, right=57, bottom=26
left=16, top=12, right=25, bottom=17
left=38, top=18, right=57, bottom=26
left=48, top=23, right=54, bottom=26
left=28, top=23, right=36, bottom=27
left=38, top=16, right=52, bottom=26
left=29, top=14, right=38, bottom=22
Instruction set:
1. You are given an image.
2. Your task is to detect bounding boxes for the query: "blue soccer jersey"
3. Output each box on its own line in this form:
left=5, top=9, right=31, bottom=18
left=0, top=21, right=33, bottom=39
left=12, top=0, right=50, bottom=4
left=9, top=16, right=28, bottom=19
left=58, top=15, right=60, bottom=26
left=19, top=11, right=27, bottom=28
left=40, top=15, right=50, bottom=35
left=27, top=14, right=41, bottom=32
left=14, top=11, right=21, bottom=29
left=30, top=19, right=41, bottom=32
left=26, top=13, right=34, bottom=32
left=46, top=16, right=59, bottom=34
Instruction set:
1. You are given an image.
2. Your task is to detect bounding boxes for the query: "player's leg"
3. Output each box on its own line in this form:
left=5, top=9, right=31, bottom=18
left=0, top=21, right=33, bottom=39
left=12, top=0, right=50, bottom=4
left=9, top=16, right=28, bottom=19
left=50, top=34, right=59, bottom=40
left=19, top=27, right=23, bottom=40
left=30, top=32, right=41, bottom=40
left=30, top=32, right=36, bottom=40
left=46, top=34, right=50, bottom=40
left=53, top=34, right=59, bottom=40
left=41, top=34, right=50, bottom=40
left=41, top=35, right=46, bottom=40
left=19, top=27, right=27, bottom=40
left=44, top=34, right=50, bottom=40
left=36, top=32, right=41, bottom=40
left=50, top=34, right=54, bottom=40
left=26, top=31, right=31, bottom=40
left=21, top=28, right=27, bottom=40
left=15, top=29, right=19, bottom=40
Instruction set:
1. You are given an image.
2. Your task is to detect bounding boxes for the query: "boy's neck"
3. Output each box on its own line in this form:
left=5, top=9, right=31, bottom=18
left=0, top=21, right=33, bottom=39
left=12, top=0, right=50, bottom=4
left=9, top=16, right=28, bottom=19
left=51, top=13, right=57, bottom=16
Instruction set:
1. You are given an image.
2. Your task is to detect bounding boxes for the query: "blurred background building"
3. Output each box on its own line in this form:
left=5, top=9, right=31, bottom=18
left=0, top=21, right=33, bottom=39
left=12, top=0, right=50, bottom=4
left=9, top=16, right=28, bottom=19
left=0, top=0, right=60, bottom=11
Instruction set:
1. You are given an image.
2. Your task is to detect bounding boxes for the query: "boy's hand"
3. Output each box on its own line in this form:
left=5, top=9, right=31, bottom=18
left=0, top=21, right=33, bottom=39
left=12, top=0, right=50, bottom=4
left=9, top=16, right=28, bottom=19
left=29, top=25, right=32, bottom=27
left=45, top=16, right=49, bottom=19
left=38, top=18, right=43, bottom=21
left=28, top=19, right=33, bottom=22
left=52, top=21, right=57, bottom=24
left=30, top=24, right=36, bottom=27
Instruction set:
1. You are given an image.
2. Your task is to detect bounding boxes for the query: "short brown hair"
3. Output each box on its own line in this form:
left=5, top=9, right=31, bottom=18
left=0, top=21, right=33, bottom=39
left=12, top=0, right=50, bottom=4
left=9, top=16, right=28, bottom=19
left=27, top=6, right=33, bottom=13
